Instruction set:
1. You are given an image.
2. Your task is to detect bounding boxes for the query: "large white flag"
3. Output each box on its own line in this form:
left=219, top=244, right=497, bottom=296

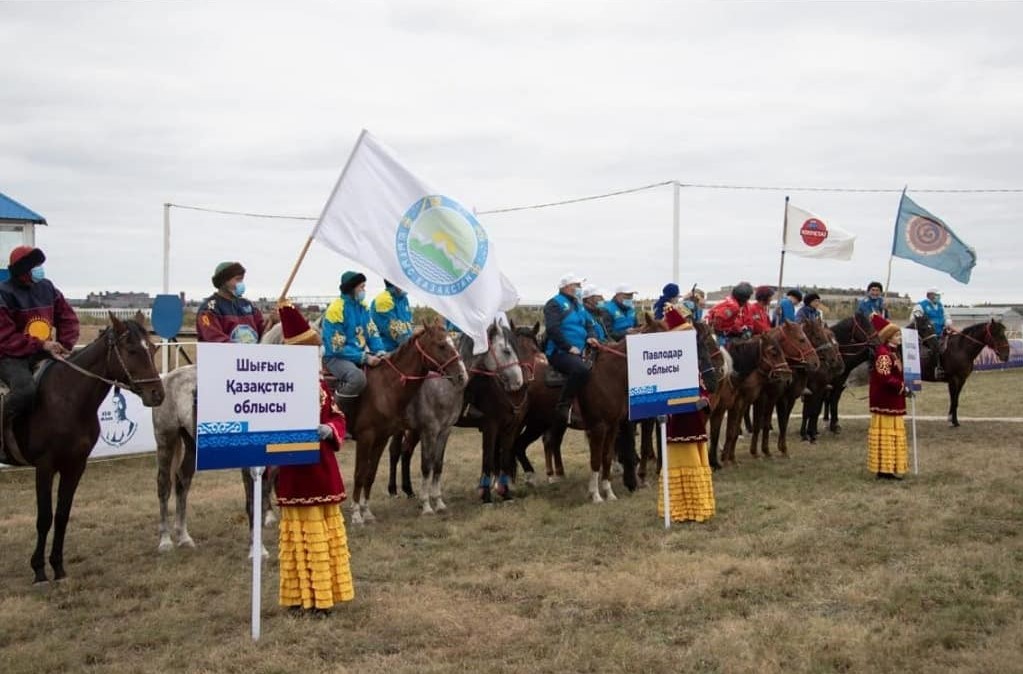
left=784, top=202, right=855, bottom=260
left=313, top=130, right=519, bottom=353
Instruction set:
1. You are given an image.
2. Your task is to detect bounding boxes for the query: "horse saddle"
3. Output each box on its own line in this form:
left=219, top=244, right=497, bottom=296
left=0, top=361, right=56, bottom=466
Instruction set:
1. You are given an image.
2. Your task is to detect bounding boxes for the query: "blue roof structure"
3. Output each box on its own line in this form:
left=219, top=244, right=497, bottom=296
left=0, top=192, right=46, bottom=224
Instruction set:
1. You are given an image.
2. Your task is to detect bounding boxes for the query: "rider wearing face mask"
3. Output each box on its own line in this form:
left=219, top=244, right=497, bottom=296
left=0, top=246, right=80, bottom=462
left=196, top=261, right=265, bottom=344
left=369, top=279, right=414, bottom=352
left=544, top=273, right=599, bottom=424
left=321, top=270, right=387, bottom=424
left=603, top=283, right=640, bottom=341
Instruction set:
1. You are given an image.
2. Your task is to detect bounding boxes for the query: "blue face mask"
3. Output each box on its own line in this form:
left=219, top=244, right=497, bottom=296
left=233, top=282, right=246, bottom=298
left=31, top=266, right=45, bottom=282
left=623, top=299, right=634, bottom=309
left=573, top=288, right=583, bottom=301
left=355, top=290, right=366, bottom=303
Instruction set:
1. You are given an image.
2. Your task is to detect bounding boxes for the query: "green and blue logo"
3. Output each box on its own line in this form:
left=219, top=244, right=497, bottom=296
left=396, top=195, right=488, bottom=296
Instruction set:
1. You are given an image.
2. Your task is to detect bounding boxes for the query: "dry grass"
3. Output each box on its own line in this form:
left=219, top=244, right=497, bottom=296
left=1, top=371, right=1022, bottom=674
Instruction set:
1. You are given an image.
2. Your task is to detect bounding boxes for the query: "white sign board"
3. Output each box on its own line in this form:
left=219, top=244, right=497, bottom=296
left=196, top=343, right=320, bottom=470
left=626, top=330, right=700, bottom=420
left=901, top=327, right=922, bottom=392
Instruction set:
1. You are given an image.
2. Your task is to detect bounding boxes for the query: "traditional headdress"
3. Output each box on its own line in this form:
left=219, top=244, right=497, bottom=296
left=663, top=304, right=693, bottom=331
left=339, top=270, right=367, bottom=295
left=278, top=303, right=321, bottom=346
left=871, top=314, right=900, bottom=344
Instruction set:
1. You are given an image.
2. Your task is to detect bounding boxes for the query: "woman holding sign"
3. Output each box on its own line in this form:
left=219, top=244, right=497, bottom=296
left=657, top=304, right=716, bottom=523
left=867, top=315, right=910, bottom=480
left=276, top=303, right=355, bottom=614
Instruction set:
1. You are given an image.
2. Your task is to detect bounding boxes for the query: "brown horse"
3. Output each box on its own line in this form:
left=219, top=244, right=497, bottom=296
left=921, top=319, right=1011, bottom=427
left=4, top=314, right=164, bottom=583
left=510, top=314, right=670, bottom=495
left=349, top=321, right=466, bottom=525
left=636, top=321, right=726, bottom=487
left=748, top=322, right=820, bottom=459
left=708, top=333, right=791, bottom=469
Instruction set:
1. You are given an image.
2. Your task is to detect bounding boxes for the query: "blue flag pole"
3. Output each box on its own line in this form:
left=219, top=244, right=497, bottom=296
left=884, top=187, right=908, bottom=303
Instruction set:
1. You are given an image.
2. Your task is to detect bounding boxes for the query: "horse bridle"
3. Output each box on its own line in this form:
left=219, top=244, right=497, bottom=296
left=380, top=332, right=464, bottom=385
left=775, top=326, right=817, bottom=368
left=56, top=327, right=162, bottom=396
left=755, top=339, right=791, bottom=381
left=468, top=333, right=528, bottom=385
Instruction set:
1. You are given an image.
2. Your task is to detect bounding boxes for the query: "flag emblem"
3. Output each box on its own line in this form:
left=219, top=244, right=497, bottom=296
left=799, top=218, right=829, bottom=247
left=904, top=215, right=951, bottom=256
left=396, top=195, right=489, bottom=296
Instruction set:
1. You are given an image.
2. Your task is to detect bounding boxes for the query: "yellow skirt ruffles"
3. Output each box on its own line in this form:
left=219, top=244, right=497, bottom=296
left=866, top=413, right=908, bottom=476
left=278, top=504, right=354, bottom=610
left=657, top=441, right=715, bottom=523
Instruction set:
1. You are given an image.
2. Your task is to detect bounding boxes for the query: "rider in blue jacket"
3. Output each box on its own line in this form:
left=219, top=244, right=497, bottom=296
left=774, top=288, right=802, bottom=326
left=544, top=273, right=598, bottom=424
left=603, top=283, right=639, bottom=340
left=370, top=279, right=414, bottom=352
left=857, top=281, right=889, bottom=319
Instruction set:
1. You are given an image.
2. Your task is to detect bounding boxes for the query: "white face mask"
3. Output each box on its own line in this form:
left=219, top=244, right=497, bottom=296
left=233, top=281, right=246, bottom=298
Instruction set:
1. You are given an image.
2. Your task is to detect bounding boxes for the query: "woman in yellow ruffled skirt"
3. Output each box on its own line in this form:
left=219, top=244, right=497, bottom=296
left=276, top=303, right=355, bottom=613
left=866, top=315, right=910, bottom=479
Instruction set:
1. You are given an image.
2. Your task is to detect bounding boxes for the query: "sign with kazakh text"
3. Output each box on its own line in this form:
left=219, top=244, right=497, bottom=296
left=626, top=330, right=700, bottom=420
left=196, top=343, right=320, bottom=470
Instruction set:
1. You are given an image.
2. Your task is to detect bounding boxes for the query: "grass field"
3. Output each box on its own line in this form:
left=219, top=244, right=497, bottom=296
left=1, top=370, right=1022, bottom=674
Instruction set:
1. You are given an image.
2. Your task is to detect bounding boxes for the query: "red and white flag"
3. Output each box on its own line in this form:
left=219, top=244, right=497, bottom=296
left=784, top=203, right=855, bottom=260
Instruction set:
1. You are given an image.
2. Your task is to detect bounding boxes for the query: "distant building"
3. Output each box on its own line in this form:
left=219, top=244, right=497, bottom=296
left=84, top=291, right=152, bottom=308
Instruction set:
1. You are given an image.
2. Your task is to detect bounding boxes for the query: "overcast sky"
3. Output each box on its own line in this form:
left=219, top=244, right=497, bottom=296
left=2, top=0, right=1021, bottom=307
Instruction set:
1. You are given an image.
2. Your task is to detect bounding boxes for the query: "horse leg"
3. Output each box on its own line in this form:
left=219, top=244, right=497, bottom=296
left=616, top=420, right=638, bottom=492
left=401, top=431, right=417, bottom=498
left=262, top=465, right=277, bottom=526
left=50, top=458, right=88, bottom=581
left=828, top=386, right=844, bottom=433
left=638, top=419, right=655, bottom=487
left=360, top=432, right=386, bottom=523
left=548, top=423, right=568, bottom=479
left=948, top=379, right=961, bottom=427
left=512, top=421, right=543, bottom=485
left=749, top=400, right=763, bottom=459
left=175, top=432, right=197, bottom=548
left=776, top=397, right=792, bottom=457
left=31, top=465, right=56, bottom=584
left=156, top=432, right=177, bottom=553
left=600, top=426, right=618, bottom=502
left=432, top=427, right=453, bottom=512
left=708, top=406, right=724, bottom=470
left=386, top=433, right=403, bottom=498
left=351, top=437, right=367, bottom=525
left=587, top=426, right=607, bottom=504
left=419, top=431, right=435, bottom=515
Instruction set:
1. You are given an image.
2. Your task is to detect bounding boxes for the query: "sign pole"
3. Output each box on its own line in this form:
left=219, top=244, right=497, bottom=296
left=251, top=466, right=264, bottom=641
left=659, top=415, right=670, bottom=530
left=911, top=396, right=919, bottom=475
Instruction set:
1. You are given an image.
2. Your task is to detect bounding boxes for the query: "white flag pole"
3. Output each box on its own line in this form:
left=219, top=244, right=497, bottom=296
left=659, top=415, right=670, bottom=529
left=911, top=396, right=919, bottom=475
left=776, top=196, right=789, bottom=319
left=250, top=466, right=264, bottom=641
left=278, top=129, right=369, bottom=301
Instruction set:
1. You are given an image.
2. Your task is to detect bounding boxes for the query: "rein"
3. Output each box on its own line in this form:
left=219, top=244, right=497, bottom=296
left=379, top=333, right=463, bottom=386
left=775, top=327, right=816, bottom=367
left=592, top=342, right=626, bottom=358
left=55, top=329, right=161, bottom=395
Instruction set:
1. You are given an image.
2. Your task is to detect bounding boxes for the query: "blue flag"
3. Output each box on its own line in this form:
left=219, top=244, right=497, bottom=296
left=892, top=193, right=977, bottom=284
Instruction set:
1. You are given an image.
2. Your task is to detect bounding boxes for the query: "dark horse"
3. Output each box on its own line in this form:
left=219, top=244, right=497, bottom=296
left=796, top=320, right=846, bottom=444
left=4, top=313, right=165, bottom=583
left=922, top=320, right=1011, bottom=427
left=821, top=313, right=879, bottom=434
left=349, top=321, right=466, bottom=525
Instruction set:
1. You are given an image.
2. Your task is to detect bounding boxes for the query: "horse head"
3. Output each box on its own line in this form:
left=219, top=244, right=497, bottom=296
left=411, top=320, right=467, bottom=385
left=473, top=321, right=525, bottom=392
left=908, top=314, right=940, bottom=363
left=772, top=321, right=820, bottom=372
left=985, top=319, right=1011, bottom=362
left=801, top=319, right=844, bottom=378
left=693, top=322, right=722, bottom=394
left=106, top=312, right=166, bottom=407
left=759, top=333, right=793, bottom=384
left=512, top=323, right=544, bottom=382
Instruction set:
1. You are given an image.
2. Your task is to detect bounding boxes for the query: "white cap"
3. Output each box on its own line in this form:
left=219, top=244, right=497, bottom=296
left=581, top=284, right=604, bottom=299
left=927, top=287, right=940, bottom=295
left=614, top=283, right=637, bottom=295
left=558, top=272, right=586, bottom=288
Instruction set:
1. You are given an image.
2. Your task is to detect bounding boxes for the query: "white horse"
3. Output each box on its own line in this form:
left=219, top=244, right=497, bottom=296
left=154, top=324, right=289, bottom=553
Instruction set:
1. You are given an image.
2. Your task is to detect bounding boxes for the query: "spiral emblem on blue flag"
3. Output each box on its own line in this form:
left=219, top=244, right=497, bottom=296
left=905, top=216, right=951, bottom=256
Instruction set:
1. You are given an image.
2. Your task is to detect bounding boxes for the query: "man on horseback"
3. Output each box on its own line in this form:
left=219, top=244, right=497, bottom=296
left=0, top=246, right=79, bottom=462
left=683, top=286, right=706, bottom=323
left=321, top=270, right=386, bottom=423
left=370, top=279, right=414, bottom=351
left=774, top=288, right=802, bottom=326
left=707, top=282, right=754, bottom=346
left=652, top=283, right=680, bottom=321
left=196, top=261, right=265, bottom=344
left=857, top=281, right=889, bottom=319
left=603, top=283, right=640, bottom=340
left=750, top=285, right=774, bottom=335
left=544, top=273, right=599, bottom=425
left=796, top=292, right=823, bottom=324
left=581, top=285, right=611, bottom=343
left=912, top=287, right=953, bottom=380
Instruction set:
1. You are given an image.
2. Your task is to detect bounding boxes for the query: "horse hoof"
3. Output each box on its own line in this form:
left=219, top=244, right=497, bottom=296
left=32, top=579, right=49, bottom=588
left=590, top=492, right=604, bottom=504
left=158, top=538, right=174, bottom=553
left=548, top=475, right=563, bottom=484
left=809, top=437, right=817, bottom=445
left=362, top=510, right=376, bottom=523
left=404, top=491, right=417, bottom=500
left=524, top=472, right=537, bottom=487
left=434, top=499, right=447, bottom=513
left=421, top=505, right=435, bottom=516
left=351, top=511, right=365, bottom=526
left=610, top=462, right=623, bottom=476
left=263, top=511, right=277, bottom=527
left=178, top=536, right=196, bottom=549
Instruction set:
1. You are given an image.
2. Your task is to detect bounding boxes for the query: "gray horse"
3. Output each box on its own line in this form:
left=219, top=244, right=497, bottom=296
left=389, top=319, right=524, bottom=515
left=154, top=323, right=290, bottom=553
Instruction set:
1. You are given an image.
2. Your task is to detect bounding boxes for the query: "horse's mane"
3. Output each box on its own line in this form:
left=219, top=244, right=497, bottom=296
left=68, top=319, right=149, bottom=365
left=727, top=338, right=761, bottom=376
